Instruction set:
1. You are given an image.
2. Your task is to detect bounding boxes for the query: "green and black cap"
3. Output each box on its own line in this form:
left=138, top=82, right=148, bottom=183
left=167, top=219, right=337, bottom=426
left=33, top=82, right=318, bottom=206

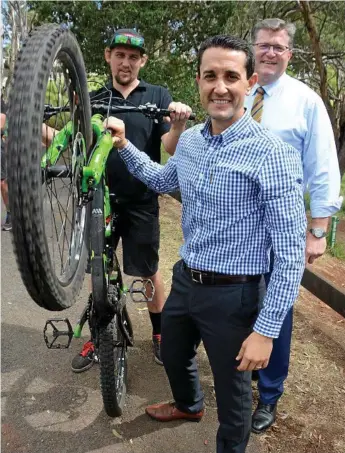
left=109, top=28, right=145, bottom=54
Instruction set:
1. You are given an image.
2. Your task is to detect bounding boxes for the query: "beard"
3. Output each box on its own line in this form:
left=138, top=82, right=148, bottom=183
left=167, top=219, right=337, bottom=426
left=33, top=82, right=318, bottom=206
left=114, top=73, right=133, bottom=86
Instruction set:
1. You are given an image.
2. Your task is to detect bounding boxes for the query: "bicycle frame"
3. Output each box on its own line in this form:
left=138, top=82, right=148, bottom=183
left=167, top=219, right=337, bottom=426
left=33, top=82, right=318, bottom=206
left=41, top=108, right=154, bottom=347
left=41, top=114, right=123, bottom=336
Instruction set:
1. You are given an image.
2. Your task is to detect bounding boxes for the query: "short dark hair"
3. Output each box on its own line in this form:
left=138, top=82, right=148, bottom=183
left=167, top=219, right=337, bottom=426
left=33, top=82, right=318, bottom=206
left=197, top=35, right=255, bottom=79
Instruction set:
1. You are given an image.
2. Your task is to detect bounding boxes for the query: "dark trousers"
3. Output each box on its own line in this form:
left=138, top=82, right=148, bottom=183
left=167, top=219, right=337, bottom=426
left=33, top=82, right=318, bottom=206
left=161, top=260, right=262, bottom=453
left=257, top=252, right=293, bottom=404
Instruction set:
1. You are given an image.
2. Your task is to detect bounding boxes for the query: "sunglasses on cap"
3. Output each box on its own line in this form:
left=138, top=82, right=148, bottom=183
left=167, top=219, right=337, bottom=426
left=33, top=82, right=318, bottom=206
left=110, top=34, right=145, bottom=52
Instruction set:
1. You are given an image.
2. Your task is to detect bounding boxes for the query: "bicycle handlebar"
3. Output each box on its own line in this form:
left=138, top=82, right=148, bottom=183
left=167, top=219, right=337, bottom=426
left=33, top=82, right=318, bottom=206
left=92, top=102, right=196, bottom=121
left=44, top=102, right=196, bottom=121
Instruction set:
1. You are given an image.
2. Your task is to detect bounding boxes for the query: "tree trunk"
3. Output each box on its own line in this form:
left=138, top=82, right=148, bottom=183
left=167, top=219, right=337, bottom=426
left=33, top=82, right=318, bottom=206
left=298, top=0, right=344, bottom=178
left=298, top=1, right=336, bottom=128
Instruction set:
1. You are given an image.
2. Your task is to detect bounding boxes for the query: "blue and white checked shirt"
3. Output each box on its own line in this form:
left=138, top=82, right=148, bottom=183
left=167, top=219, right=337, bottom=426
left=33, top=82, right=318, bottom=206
left=245, top=73, right=343, bottom=217
left=119, top=112, right=307, bottom=338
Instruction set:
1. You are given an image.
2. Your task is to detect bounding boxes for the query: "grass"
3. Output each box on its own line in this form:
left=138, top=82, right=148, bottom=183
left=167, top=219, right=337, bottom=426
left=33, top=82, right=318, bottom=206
left=328, top=242, right=345, bottom=260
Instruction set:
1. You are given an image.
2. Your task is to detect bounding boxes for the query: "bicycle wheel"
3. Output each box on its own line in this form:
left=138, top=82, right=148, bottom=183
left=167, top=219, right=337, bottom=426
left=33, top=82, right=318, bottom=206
left=7, top=24, right=92, bottom=311
left=99, top=313, right=128, bottom=417
left=90, top=181, right=129, bottom=416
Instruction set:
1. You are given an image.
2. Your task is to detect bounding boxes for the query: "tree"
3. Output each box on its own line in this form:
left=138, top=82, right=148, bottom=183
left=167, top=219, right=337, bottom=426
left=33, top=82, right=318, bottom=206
left=5, top=1, right=345, bottom=174
left=2, top=1, right=30, bottom=99
left=297, top=0, right=345, bottom=175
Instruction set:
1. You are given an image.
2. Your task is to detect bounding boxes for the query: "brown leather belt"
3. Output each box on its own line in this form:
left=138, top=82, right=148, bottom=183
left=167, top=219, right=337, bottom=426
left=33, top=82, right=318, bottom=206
left=183, top=262, right=261, bottom=285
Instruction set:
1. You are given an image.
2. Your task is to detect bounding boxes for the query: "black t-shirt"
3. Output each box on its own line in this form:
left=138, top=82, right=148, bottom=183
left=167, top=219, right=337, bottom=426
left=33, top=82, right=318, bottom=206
left=90, top=80, right=172, bottom=202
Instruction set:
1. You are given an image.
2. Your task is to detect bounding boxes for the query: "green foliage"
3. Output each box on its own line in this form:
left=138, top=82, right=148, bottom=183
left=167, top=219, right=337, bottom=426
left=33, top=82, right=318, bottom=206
left=328, top=242, right=345, bottom=261
left=24, top=1, right=345, bottom=172
left=161, top=146, right=170, bottom=166
left=340, top=175, right=345, bottom=215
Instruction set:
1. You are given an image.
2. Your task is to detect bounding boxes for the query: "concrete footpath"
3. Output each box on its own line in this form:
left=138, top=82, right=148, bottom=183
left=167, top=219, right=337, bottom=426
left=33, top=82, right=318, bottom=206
left=1, top=206, right=262, bottom=453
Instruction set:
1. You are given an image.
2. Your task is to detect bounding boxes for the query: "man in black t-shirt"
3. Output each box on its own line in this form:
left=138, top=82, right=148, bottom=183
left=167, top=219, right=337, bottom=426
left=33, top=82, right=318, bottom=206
left=71, top=29, right=192, bottom=372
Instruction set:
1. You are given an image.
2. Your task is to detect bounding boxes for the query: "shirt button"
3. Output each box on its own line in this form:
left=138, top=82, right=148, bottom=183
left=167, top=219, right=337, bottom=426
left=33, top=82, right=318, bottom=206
left=199, top=173, right=204, bottom=180
left=197, top=201, right=201, bottom=207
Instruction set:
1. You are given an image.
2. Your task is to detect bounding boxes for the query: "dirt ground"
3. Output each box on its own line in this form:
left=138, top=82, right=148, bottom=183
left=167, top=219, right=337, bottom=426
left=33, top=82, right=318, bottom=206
left=2, top=195, right=344, bottom=453
left=158, top=195, right=345, bottom=453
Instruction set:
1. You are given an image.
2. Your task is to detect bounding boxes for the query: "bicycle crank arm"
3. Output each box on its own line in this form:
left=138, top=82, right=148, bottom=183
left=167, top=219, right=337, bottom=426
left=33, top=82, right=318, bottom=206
left=43, top=318, right=74, bottom=349
left=129, top=279, right=155, bottom=303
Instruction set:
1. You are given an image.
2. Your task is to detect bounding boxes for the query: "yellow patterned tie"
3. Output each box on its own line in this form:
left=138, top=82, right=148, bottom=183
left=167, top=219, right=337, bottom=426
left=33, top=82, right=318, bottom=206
left=251, top=86, right=265, bottom=123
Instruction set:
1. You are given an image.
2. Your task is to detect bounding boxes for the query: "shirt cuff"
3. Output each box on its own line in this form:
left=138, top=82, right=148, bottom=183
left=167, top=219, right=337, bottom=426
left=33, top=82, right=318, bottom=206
left=253, top=312, right=284, bottom=339
left=118, top=140, right=136, bottom=159
left=310, top=196, right=344, bottom=218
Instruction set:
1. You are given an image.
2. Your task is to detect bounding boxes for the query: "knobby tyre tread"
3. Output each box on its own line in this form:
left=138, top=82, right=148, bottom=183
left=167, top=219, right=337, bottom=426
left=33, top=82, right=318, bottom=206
left=7, top=24, right=92, bottom=311
left=90, top=181, right=128, bottom=417
left=99, top=316, right=127, bottom=417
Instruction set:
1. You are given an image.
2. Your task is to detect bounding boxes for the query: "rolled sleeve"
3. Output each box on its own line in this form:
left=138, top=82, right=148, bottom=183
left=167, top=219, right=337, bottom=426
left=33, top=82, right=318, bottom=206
left=303, top=97, right=343, bottom=218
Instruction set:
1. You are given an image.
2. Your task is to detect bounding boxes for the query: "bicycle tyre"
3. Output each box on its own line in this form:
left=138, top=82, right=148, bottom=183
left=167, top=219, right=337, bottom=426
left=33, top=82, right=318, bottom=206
left=7, top=24, right=92, bottom=311
left=90, top=181, right=129, bottom=416
left=99, top=314, right=128, bottom=417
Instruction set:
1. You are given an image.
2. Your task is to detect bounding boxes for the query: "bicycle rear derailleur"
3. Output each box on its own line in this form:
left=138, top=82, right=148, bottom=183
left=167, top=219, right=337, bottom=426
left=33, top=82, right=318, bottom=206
left=129, top=279, right=155, bottom=303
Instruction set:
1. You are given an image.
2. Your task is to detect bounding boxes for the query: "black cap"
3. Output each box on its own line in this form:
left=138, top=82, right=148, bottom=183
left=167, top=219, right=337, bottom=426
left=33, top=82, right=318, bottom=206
left=109, top=28, right=145, bottom=54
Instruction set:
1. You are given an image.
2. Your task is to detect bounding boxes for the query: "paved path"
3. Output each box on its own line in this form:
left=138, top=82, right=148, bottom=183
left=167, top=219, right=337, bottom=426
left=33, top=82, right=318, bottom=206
left=1, top=205, right=262, bottom=453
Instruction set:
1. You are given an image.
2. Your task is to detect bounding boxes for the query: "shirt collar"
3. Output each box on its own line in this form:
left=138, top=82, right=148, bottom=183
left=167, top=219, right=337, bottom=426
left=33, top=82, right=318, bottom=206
left=200, top=110, right=252, bottom=143
left=106, top=78, right=147, bottom=93
left=252, top=72, right=287, bottom=97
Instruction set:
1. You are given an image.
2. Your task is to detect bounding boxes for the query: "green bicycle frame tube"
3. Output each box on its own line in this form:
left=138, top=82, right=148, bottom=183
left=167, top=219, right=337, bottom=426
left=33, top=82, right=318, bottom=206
left=41, top=114, right=113, bottom=193
left=40, top=114, right=113, bottom=236
left=82, top=115, right=114, bottom=193
left=41, top=122, right=74, bottom=167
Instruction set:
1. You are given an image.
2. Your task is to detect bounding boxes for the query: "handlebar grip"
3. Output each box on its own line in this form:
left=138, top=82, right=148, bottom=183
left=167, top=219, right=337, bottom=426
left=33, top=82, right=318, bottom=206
left=163, top=110, right=196, bottom=121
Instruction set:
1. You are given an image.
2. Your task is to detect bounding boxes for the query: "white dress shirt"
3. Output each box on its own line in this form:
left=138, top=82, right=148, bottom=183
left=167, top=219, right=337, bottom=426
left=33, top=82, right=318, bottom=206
left=245, top=72, right=343, bottom=217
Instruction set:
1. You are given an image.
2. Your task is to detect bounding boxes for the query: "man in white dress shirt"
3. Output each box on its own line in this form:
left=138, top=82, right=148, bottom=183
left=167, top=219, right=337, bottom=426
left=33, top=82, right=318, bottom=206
left=245, top=17, right=343, bottom=434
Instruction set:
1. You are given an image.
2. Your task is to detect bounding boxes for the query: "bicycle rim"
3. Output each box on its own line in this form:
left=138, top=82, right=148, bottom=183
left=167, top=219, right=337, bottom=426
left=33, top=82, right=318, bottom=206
left=42, top=54, right=88, bottom=286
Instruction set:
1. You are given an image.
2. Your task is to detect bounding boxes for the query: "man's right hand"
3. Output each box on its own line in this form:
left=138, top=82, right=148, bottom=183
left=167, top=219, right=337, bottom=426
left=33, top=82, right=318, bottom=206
left=103, top=117, right=128, bottom=149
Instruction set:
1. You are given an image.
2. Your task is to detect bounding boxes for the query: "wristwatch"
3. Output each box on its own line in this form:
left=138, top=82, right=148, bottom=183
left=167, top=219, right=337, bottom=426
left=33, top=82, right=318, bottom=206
left=309, top=228, right=327, bottom=239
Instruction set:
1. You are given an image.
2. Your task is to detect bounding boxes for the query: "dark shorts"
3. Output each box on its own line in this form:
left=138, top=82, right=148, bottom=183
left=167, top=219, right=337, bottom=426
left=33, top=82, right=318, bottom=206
left=87, top=197, right=160, bottom=278
left=114, top=198, right=160, bottom=277
left=1, top=141, right=7, bottom=180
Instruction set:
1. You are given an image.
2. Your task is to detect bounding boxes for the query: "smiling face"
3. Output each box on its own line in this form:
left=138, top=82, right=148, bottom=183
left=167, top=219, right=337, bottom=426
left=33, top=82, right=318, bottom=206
left=254, top=28, right=292, bottom=85
left=104, top=45, right=147, bottom=86
left=196, top=47, right=257, bottom=134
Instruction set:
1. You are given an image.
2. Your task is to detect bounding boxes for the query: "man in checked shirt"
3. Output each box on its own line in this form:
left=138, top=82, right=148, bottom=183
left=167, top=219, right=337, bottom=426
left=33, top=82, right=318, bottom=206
left=105, top=35, right=306, bottom=453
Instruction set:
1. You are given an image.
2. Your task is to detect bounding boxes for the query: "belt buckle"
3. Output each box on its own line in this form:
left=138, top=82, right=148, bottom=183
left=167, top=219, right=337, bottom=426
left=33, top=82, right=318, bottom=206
left=191, top=269, right=203, bottom=284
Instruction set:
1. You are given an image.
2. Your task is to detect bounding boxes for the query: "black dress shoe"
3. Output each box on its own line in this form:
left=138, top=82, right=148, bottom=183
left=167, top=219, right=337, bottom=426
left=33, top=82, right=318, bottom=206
left=251, top=401, right=277, bottom=434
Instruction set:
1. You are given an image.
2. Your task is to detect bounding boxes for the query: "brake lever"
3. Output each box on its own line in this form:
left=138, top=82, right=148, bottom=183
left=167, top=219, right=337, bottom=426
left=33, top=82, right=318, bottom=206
left=140, top=103, right=196, bottom=121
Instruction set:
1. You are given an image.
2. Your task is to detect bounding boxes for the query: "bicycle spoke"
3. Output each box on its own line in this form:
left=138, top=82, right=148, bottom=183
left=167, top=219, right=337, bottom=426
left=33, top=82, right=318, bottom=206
left=41, top=50, right=89, bottom=283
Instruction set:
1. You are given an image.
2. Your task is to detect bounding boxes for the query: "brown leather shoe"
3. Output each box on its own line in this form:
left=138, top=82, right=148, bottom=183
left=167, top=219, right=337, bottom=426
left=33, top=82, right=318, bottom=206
left=145, top=402, right=204, bottom=422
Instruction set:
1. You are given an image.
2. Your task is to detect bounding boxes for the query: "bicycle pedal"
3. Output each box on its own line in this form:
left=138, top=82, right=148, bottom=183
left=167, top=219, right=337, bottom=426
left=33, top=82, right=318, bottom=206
left=129, top=278, right=155, bottom=303
left=43, top=318, right=74, bottom=349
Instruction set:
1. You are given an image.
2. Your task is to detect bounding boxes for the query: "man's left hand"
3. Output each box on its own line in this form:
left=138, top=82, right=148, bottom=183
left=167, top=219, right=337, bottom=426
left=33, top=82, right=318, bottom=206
left=305, top=231, right=327, bottom=264
left=165, top=102, right=192, bottom=130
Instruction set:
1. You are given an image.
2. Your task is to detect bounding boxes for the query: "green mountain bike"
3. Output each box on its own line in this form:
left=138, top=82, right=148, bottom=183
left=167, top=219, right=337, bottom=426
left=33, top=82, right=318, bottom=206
left=7, top=24, right=193, bottom=417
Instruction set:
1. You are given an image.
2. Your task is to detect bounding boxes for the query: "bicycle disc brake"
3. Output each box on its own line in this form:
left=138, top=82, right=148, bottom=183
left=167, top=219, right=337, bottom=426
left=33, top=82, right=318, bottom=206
left=129, top=279, right=155, bottom=303
left=43, top=318, right=74, bottom=349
